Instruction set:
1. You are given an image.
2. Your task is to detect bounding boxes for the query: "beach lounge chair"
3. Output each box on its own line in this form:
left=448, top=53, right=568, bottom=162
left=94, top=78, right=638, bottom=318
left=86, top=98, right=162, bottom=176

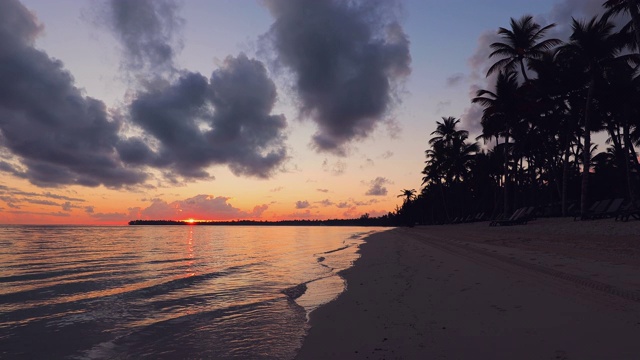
left=596, top=198, right=624, bottom=219
left=489, top=207, right=527, bottom=226
left=580, top=198, right=622, bottom=220
left=474, top=212, right=486, bottom=222
left=615, top=200, right=640, bottom=222
left=574, top=199, right=610, bottom=221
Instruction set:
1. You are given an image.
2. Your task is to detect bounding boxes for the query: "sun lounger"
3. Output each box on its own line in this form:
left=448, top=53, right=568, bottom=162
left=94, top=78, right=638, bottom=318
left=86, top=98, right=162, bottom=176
left=575, top=199, right=612, bottom=221
left=489, top=207, right=528, bottom=226
left=615, top=200, right=640, bottom=222
left=580, top=198, right=623, bottom=220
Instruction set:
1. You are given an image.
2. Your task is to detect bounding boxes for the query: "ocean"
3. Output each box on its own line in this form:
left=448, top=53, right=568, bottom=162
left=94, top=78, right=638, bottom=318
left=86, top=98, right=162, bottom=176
left=0, top=225, right=385, bottom=359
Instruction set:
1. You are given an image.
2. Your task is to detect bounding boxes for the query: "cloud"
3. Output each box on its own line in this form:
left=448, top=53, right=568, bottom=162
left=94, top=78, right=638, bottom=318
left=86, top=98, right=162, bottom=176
left=336, top=202, right=350, bottom=209
left=317, top=199, right=334, bottom=207
left=285, top=209, right=314, bottom=219
left=316, top=188, right=329, bottom=193
left=270, top=186, right=284, bottom=192
left=364, top=177, right=390, bottom=196
left=322, top=158, right=347, bottom=176
left=122, top=53, right=288, bottom=179
left=295, top=200, right=311, bottom=209
left=98, top=0, right=183, bottom=75
left=133, top=194, right=268, bottom=220
left=262, top=0, right=411, bottom=154
left=0, top=0, right=148, bottom=188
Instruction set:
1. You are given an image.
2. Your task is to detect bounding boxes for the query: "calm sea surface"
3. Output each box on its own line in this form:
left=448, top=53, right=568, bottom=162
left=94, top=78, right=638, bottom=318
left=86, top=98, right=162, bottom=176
left=0, top=225, right=385, bottom=359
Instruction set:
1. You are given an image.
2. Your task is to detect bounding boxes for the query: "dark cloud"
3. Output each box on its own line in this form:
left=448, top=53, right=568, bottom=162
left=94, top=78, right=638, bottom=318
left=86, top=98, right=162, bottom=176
left=123, top=54, right=288, bottom=179
left=99, top=0, right=183, bottom=75
left=0, top=184, right=85, bottom=202
left=0, top=0, right=147, bottom=188
left=364, top=177, right=390, bottom=196
left=262, top=0, right=411, bottom=154
left=295, top=200, right=310, bottom=209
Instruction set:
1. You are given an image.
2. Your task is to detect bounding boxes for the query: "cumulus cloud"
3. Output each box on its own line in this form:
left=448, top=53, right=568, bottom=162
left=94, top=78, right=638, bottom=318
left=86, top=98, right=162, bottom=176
left=295, top=200, right=310, bottom=209
left=122, top=53, right=288, bottom=179
left=0, top=0, right=147, bottom=188
left=365, top=177, right=390, bottom=196
left=97, top=0, right=288, bottom=181
left=262, top=0, right=411, bottom=154
left=132, top=194, right=269, bottom=220
left=98, top=0, right=183, bottom=75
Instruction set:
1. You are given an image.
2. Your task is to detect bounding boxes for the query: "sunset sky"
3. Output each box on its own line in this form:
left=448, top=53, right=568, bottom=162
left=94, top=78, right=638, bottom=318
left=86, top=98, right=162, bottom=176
left=0, top=0, right=607, bottom=224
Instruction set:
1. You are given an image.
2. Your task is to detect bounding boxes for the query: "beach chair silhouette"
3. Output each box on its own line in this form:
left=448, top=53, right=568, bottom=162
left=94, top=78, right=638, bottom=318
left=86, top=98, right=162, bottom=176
left=489, top=207, right=527, bottom=226
left=579, top=199, right=622, bottom=220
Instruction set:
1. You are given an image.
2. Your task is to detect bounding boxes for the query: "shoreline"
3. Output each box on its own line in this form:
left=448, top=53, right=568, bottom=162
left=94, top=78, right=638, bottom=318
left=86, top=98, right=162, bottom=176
left=295, top=219, right=640, bottom=359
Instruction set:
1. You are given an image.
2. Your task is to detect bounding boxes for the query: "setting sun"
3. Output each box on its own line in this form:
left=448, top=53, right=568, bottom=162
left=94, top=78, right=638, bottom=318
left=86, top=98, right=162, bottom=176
left=187, top=218, right=195, bottom=224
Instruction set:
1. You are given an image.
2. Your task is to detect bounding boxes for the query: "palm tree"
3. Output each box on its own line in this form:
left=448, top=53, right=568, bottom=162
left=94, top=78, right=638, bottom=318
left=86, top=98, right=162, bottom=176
left=604, top=0, right=640, bottom=49
left=558, top=15, right=628, bottom=216
left=487, top=15, right=562, bottom=82
left=429, top=117, right=469, bottom=148
left=397, top=189, right=417, bottom=204
left=473, top=70, right=521, bottom=216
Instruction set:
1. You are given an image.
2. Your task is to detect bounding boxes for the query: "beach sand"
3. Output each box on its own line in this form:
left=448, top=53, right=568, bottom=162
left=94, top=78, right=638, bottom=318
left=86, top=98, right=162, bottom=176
left=295, top=218, right=640, bottom=359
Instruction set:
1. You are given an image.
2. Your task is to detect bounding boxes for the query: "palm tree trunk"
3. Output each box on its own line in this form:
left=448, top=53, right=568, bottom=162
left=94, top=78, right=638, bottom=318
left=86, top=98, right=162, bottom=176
left=519, top=59, right=530, bottom=82
left=623, top=107, right=637, bottom=201
left=561, top=130, right=572, bottom=216
left=504, top=134, right=510, bottom=217
left=438, top=181, right=450, bottom=221
left=580, top=78, right=596, bottom=217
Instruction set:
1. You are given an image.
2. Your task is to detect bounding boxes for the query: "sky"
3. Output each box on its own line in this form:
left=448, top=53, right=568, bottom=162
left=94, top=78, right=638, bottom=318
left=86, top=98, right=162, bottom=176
left=0, top=0, right=609, bottom=225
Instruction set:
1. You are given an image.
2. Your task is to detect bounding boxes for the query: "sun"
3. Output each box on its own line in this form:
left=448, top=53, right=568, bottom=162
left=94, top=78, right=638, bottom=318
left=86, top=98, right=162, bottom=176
left=187, top=218, right=195, bottom=224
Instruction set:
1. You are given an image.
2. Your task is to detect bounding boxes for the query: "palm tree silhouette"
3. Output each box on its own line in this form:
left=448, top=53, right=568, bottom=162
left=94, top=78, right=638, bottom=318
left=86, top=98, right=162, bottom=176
left=558, top=15, right=628, bottom=216
left=398, top=189, right=417, bottom=204
left=487, top=15, right=562, bottom=82
left=604, top=0, right=640, bottom=49
left=473, top=71, right=521, bottom=216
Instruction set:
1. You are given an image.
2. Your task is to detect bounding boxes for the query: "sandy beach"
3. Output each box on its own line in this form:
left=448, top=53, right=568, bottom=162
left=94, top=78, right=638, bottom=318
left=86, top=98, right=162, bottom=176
left=296, top=218, right=640, bottom=359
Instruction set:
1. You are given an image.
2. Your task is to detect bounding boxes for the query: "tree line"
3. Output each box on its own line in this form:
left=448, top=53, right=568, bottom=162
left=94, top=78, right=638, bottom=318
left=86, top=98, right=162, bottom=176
left=396, top=1, right=640, bottom=225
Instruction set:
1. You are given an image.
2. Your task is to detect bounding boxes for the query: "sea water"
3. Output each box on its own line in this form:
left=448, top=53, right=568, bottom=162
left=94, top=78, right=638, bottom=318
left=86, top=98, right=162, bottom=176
left=0, top=225, right=384, bottom=359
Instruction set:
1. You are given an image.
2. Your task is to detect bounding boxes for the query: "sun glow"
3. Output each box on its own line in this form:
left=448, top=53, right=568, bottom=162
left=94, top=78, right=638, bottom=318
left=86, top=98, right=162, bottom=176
left=187, top=218, right=195, bottom=224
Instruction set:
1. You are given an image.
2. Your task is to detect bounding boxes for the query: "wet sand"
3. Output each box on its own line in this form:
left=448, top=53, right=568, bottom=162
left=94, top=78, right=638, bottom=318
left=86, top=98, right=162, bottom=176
left=295, top=219, right=640, bottom=359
